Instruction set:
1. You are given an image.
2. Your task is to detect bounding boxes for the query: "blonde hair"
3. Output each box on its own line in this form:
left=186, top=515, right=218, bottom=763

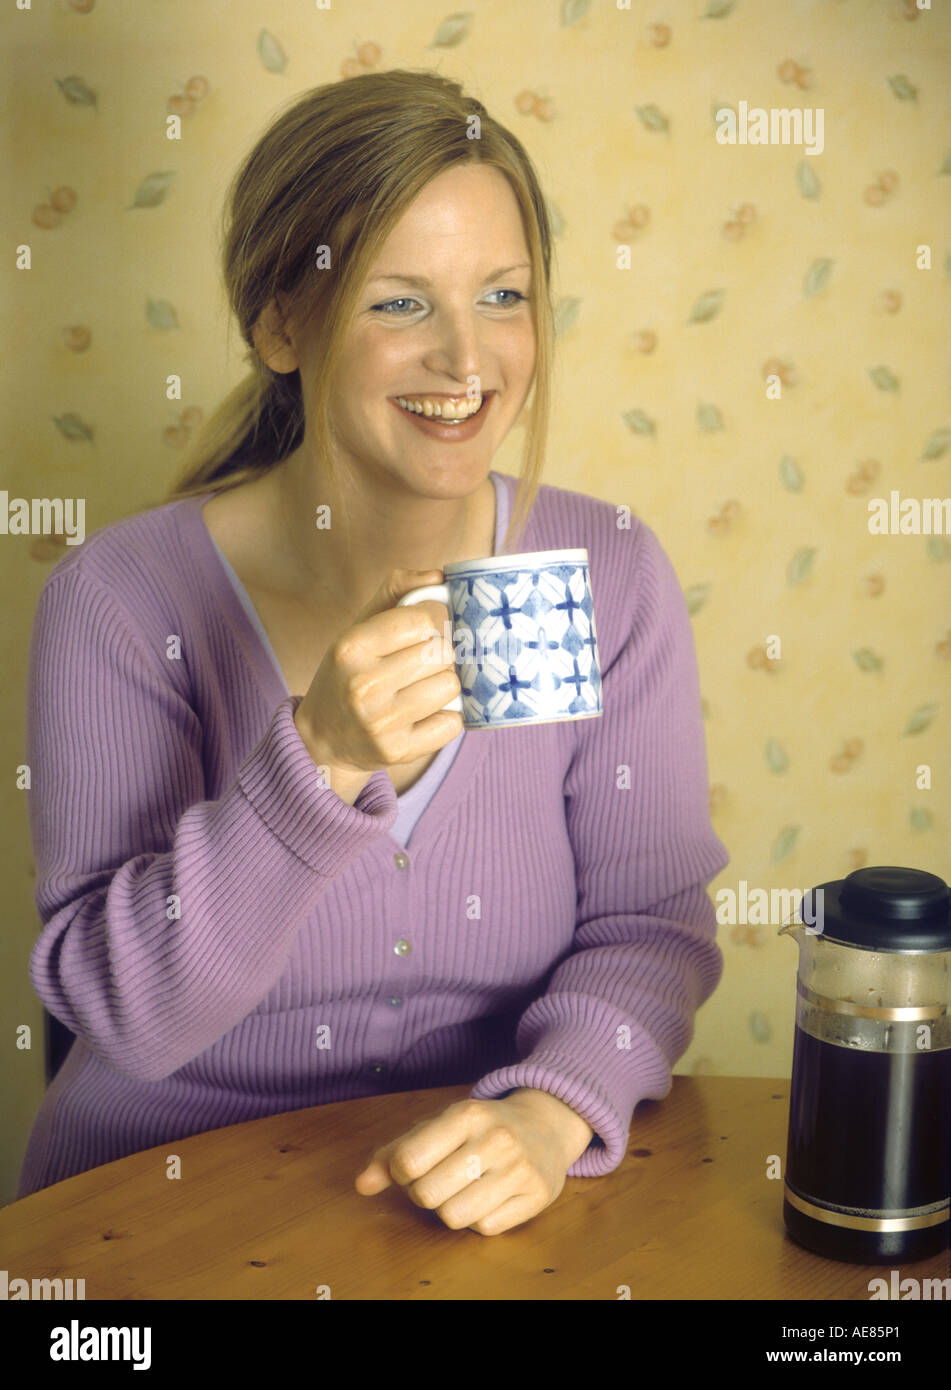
left=160, top=68, right=556, bottom=556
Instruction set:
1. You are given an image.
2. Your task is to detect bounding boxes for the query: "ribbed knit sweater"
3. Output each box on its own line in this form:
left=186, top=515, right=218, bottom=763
left=17, top=468, right=729, bottom=1198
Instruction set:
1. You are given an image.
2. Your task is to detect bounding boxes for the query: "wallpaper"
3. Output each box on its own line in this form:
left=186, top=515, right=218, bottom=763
left=2, top=0, right=949, bottom=1200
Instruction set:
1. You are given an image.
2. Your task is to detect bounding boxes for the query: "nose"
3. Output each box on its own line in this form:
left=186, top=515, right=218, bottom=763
left=421, top=306, right=486, bottom=396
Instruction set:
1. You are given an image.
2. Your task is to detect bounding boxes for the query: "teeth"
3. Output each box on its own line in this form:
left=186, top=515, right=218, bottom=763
left=396, top=395, right=484, bottom=420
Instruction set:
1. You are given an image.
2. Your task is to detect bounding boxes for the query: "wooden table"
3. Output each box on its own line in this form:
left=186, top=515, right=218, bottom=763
left=1, top=1076, right=947, bottom=1300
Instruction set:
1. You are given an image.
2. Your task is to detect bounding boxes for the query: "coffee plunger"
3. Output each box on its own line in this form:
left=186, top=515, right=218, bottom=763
left=780, top=866, right=951, bottom=1263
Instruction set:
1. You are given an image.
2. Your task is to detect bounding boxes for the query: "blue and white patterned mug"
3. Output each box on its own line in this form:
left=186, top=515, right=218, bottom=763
left=396, top=548, right=603, bottom=730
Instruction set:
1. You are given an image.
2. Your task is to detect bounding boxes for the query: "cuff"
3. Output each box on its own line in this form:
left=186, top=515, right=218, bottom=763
left=237, top=694, right=398, bottom=877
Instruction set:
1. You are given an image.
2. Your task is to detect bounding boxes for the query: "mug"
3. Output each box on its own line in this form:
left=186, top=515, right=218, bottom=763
left=396, top=548, right=603, bottom=730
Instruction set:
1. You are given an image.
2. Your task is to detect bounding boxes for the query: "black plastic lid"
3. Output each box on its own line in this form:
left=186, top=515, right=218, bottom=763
left=798, top=867, right=951, bottom=952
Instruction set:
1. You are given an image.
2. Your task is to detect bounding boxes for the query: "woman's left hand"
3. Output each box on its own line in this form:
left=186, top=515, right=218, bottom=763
left=354, top=1091, right=593, bottom=1236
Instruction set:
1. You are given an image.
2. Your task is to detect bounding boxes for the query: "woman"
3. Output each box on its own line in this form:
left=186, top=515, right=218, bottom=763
left=19, top=70, right=729, bottom=1237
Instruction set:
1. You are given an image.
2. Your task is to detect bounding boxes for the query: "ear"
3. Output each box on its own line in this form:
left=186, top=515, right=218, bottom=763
left=251, top=296, right=299, bottom=374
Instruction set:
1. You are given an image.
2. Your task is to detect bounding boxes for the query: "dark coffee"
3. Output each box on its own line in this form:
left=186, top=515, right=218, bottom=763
left=784, top=1026, right=950, bottom=1262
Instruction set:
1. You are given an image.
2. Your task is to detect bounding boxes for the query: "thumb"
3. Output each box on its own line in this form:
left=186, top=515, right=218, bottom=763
left=354, top=1146, right=394, bottom=1194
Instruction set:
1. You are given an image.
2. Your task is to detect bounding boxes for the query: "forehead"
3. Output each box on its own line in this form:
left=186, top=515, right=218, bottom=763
left=371, top=165, right=529, bottom=264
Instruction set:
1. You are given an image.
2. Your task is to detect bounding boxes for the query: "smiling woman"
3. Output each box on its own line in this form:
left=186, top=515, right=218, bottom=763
left=231, top=158, right=539, bottom=615
left=19, top=70, right=729, bottom=1234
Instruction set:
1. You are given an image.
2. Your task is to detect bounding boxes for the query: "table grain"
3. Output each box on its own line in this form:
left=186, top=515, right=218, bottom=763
left=1, top=1076, right=947, bottom=1300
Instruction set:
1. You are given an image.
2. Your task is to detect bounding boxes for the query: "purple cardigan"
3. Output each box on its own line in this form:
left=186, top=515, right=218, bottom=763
left=17, top=469, right=729, bottom=1197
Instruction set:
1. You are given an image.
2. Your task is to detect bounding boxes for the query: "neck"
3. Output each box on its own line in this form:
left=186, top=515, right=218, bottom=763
left=266, top=440, right=493, bottom=615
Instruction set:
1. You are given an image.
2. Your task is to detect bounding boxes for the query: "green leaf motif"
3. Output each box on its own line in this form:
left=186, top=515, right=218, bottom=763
left=636, top=105, right=669, bottom=133
left=129, top=172, right=175, bottom=209
left=787, top=547, right=816, bottom=586
left=803, top=258, right=834, bottom=299
left=796, top=160, right=820, bottom=200
left=910, top=806, right=933, bottom=832
left=622, top=409, right=655, bottom=435
left=887, top=74, right=918, bottom=101
left=561, top=0, right=590, bottom=23
left=697, top=403, right=724, bottom=431
left=51, top=413, right=93, bottom=441
left=432, top=11, right=474, bottom=44
left=750, top=1011, right=771, bottom=1043
left=903, top=704, right=937, bottom=736
left=705, top=0, right=736, bottom=16
left=55, top=76, right=97, bottom=107
left=869, top=366, right=899, bottom=392
left=554, top=297, right=581, bottom=337
left=257, top=29, right=287, bottom=72
left=684, top=583, right=711, bottom=616
left=852, top=648, right=884, bottom=673
left=687, top=289, right=725, bottom=324
left=547, top=201, right=565, bottom=239
left=771, top=825, right=800, bottom=864
left=921, top=428, right=951, bottom=460
left=765, top=738, right=789, bottom=773
left=927, top=536, right=950, bottom=562
left=779, top=455, right=804, bottom=492
left=146, top=299, right=179, bottom=330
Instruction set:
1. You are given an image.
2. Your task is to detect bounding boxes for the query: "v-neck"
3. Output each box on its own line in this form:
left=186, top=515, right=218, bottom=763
left=177, top=470, right=524, bottom=852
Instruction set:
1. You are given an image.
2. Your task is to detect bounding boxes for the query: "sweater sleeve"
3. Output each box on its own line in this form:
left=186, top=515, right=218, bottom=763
left=469, top=520, right=730, bottom=1176
left=25, top=565, right=398, bottom=1083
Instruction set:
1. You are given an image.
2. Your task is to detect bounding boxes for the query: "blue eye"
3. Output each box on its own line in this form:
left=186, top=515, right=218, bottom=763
left=371, top=290, right=527, bottom=315
left=372, top=298, right=417, bottom=315
left=487, top=290, right=527, bottom=308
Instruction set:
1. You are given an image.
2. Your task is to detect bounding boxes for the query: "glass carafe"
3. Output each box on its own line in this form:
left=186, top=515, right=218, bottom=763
left=781, top=866, right=951, bottom=1263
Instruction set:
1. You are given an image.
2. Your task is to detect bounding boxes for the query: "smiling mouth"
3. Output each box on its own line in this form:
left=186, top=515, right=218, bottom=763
left=391, top=392, right=493, bottom=421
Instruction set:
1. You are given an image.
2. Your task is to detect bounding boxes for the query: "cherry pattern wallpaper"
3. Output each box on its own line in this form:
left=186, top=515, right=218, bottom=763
left=3, top=0, right=950, bottom=1195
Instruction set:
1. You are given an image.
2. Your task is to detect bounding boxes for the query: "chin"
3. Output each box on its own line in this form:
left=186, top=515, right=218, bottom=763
left=399, top=459, right=491, bottom=496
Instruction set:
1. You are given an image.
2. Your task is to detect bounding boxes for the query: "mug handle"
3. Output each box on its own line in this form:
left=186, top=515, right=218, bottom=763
left=395, top=584, right=464, bottom=714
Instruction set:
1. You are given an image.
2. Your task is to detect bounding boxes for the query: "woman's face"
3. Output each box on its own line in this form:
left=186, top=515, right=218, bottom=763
left=297, top=162, right=537, bottom=500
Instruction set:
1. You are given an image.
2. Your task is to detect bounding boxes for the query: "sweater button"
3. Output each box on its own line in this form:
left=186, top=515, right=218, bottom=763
left=394, top=939, right=411, bottom=956
left=393, top=852, right=409, bottom=869
left=366, top=1061, right=386, bottom=1075
left=387, top=996, right=402, bottom=1007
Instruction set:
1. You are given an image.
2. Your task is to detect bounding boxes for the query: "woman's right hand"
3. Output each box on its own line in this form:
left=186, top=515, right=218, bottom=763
left=294, top=569, right=464, bottom=789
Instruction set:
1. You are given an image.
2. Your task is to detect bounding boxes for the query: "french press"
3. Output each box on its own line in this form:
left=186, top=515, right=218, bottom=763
left=780, top=866, right=951, bottom=1263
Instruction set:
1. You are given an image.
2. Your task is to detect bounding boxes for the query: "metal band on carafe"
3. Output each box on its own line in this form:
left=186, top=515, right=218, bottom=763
left=795, top=980, right=951, bottom=1052
left=784, top=1183, right=950, bottom=1232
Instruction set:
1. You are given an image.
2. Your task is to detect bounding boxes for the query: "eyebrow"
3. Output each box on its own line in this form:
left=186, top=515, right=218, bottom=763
left=368, top=262, right=532, bottom=288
